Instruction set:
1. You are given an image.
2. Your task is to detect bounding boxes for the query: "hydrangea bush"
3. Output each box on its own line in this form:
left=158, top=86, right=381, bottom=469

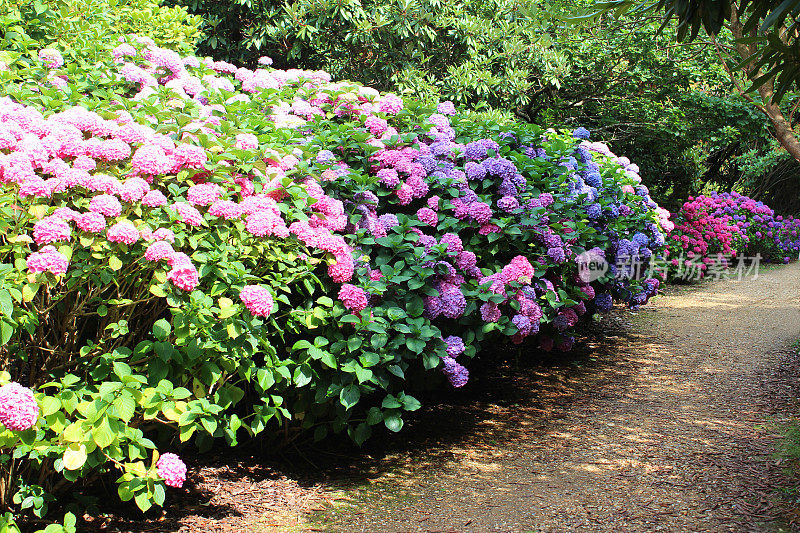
left=666, top=191, right=800, bottom=278
left=0, top=34, right=669, bottom=527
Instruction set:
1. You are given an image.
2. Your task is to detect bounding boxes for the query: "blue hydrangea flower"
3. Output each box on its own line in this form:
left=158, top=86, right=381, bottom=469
left=316, top=149, right=335, bottom=164
left=573, top=127, right=591, bottom=140
left=595, top=293, right=613, bottom=312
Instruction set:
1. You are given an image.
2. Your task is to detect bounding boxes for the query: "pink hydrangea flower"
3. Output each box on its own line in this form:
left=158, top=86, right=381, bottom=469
left=172, top=202, right=204, bottom=226
left=156, top=453, right=187, bottom=488
left=89, top=194, right=122, bottom=217
left=144, top=241, right=174, bottom=262
left=38, top=48, right=64, bottom=69
left=235, top=133, right=258, bottom=150
left=167, top=263, right=199, bottom=291
left=0, top=383, right=39, bottom=431
left=328, top=254, right=355, bottom=283
left=174, top=144, right=207, bottom=169
left=32, top=216, right=71, bottom=245
left=120, top=178, right=150, bottom=202
left=208, top=200, right=243, bottom=220
left=131, top=144, right=172, bottom=175
left=246, top=211, right=289, bottom=238
left=107, top=221, right=139, bottom=245
left=152, top=228, right=176, bottom=243
left=142, top=190, right=168, bottom=208
left=187, top=183, right=223, bottom=206
left=26, top=246, right=68, bottom=275
left=239, top=285, right=275, bottom=317
left=338, top=284, right=368, bottom=313
left=76, top=212, right=107, bottom=233
left=378, top=94, right=403, bottom=114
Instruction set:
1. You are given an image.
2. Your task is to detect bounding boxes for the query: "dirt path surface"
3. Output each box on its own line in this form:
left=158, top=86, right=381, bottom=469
left=313, top=264, right=800, bottom=532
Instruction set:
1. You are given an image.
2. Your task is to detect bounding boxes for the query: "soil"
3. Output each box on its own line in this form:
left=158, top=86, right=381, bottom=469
left=88, top=263, right=800, bottom=533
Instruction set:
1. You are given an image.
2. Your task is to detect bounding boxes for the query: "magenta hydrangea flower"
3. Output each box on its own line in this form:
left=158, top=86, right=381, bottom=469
left=107, top=221, right=139, bottom=245
left=338, top=284, right=368, bottom=313
left=480, top=302, right=501, bottom=322
left=26, top=246, right=68, bottom=275
left=468, top=202, right=493, bottom=224
left=156, top=452, right=187, bottom=488
left=32, top=216, right=71, bottom=245
left=416, top=207, right=438, bottom=226
left=439, top=233, right=463, bottom=254
left=377, top=168, right=399, bottom=188
left=239, top=285, right=275, bottom=317
left=89, top=194, right=123, bottom=217
left=0, top=383, right=39, bottom=431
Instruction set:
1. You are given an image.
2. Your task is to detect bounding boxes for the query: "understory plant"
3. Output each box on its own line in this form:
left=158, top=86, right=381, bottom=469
left=0, top=32, right=669, bottom=528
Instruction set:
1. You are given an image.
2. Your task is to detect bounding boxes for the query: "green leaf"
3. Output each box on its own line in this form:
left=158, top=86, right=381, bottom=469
left=0, top=290, right=12, bottom=317
left=152, top=319, right=171, bottom=341
left=339, top=384, right=360, bottom=410
left=109, top=256, right=123, bottom=271
left=406, top=337, right=426, bottom=354
left=62, top=444, right=87, bottom=470
left=134, top=491, right=153, bottom=512
left=350, top=422, right=371, bottom=446
left=400, top=394, right=422, bottom=411
left=41, top=396, right=61, bottom=416
left=0, top=323, right=12, bottom=346
left=92, top=417, right=115, bottom=449
left=370, top=333, right=388, bottom=349
left=347, top=336, right=362, bottom=352
left=366, top=407, right=383, bottom=425
left=381, top=395, right=402, bottom=409
left=383, top=411, right=404, bottom=432
left=406, top=295, right=424, bottom=317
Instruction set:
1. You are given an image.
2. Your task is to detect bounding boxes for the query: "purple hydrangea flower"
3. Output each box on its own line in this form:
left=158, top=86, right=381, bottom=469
left=444, top=335, right=465, bottom=357
left=441, top=356, right=469, bottom=387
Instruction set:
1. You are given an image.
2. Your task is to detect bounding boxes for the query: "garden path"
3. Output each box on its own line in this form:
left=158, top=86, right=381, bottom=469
left=312, top=263, right=800, bottom=532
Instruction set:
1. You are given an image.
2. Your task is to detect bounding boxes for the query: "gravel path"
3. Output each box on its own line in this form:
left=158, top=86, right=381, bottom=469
left=317, top=263, right=800, bottom=533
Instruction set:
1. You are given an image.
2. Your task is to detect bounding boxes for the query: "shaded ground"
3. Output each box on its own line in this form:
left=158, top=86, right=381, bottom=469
left=92, top=263, right=800, bottom=532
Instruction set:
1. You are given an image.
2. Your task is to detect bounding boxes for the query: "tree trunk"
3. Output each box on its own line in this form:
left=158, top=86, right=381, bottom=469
left=729, top=3, right=800, bottom=164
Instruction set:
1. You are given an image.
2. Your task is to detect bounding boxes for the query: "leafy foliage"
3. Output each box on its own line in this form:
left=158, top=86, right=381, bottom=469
left=0, top=21, right=669, bottom=529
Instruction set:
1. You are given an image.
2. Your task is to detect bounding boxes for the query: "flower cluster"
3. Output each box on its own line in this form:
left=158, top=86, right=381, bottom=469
left=0, top=383, right=39, bottom=431
left=666, top=191, right=800, bottom=278
left=156, top=452, right=187, bottom=488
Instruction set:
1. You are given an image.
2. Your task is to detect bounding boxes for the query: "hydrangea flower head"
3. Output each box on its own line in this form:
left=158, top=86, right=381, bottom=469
left=0, top=383, right=39, bottom=431
left=156, top=453, right=187, bottom=488
left=240, top=285, right=275, bottom=317
left=338, top=284, right=369, bottom=313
